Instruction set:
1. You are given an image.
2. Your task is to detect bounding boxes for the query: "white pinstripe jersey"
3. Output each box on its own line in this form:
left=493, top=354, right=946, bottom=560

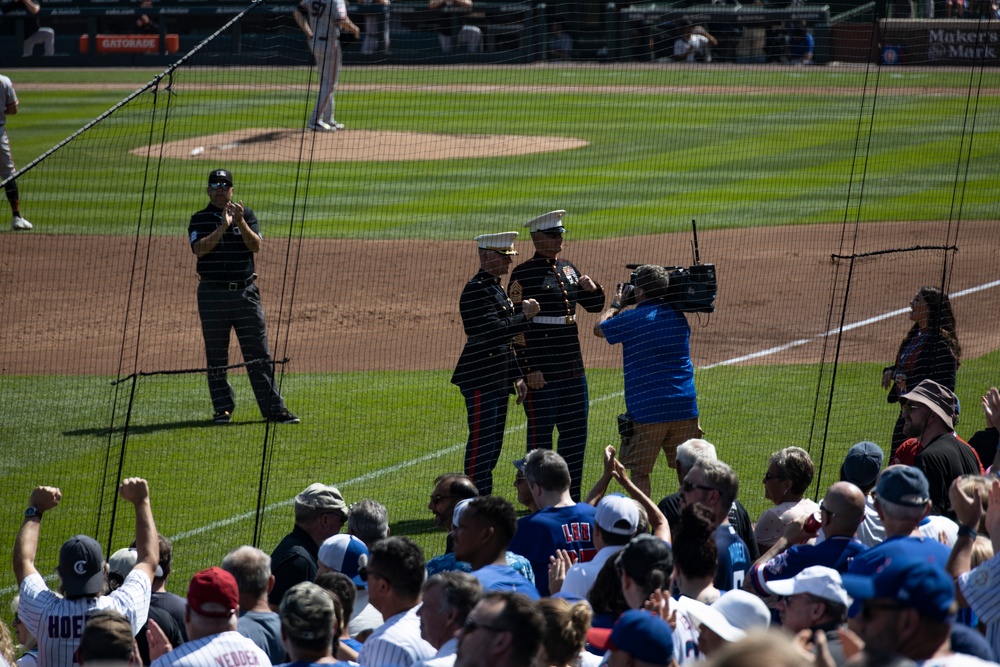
left=959, top=554, right=1000, bottom=663
left=356, top=606, right=435, bottom=667
left=298, top=0, right=348, bottom=41
left=0, top=74, right=17, bottom=126
left=18, top=570, right=151, bottom=667
left=151, top=630, right=272, bottom=667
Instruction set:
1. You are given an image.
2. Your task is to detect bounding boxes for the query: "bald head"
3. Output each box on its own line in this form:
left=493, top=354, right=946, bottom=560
left=822, top=482, right=866, bottom=536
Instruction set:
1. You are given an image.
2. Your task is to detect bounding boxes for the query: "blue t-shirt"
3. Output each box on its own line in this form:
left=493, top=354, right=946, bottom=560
left=472, top=564, right=541, bottom=599
left=425, top=550, right=536, bottom=584
left=846, top=535, right=952, bottom=616
left=750, top=535, right=868, bottom=596
left=508, top=503, right=598, bottom=596
left=714, top=524, right=751, bottom=592
left=600, top=301, right=697, bottom=423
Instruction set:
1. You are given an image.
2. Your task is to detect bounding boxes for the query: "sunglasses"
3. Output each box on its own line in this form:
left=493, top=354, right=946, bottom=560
left=463, top=618, right=509, bottom=634
left=819, top=501, right=835, bottom=517
left=209, top=182, right=233, bottom=190
left=430, top=494, right=455, bottom=504
left=682, top=480, right=715, bottom=493
left=358, top=566, right=388, bottom=584
left=763, top=471, right=785, bottom=482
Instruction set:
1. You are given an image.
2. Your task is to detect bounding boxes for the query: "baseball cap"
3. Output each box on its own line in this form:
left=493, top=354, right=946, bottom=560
left=842, top=558, right=955, bottom=623
left=187, top=566, right=239, bottom=618
left=763, top=566, right=852, bottom=607
left=841, top=441, right=884, bottom=488
left=899, top=380, right=958, bottom=430
left=280, top=582, right=334, bottom=642
left=208, top=169, right=233, bottom=186
left=474, top=232, right=519, bottom=255
left=525, top=210, right=567, bottom=234
left=513, top=458, right=527, bottom=474
left=78, top=610, right=135, bottom=663
left=108, top=547, right=164, bottom=580
left=617, top=534, right=672, bottom=583
left=595, top=494, right=639, bottom=536
left=586, top=610, right=674, bottom=664
left=296, top=483, right=348, bottom=519
left=318, top=534, right=370, bottom=587
left=876, top=465, right=930, bottom=507
left=680, top=590, right=771, bottom=643
left=59, top=535, right=105, bottom=597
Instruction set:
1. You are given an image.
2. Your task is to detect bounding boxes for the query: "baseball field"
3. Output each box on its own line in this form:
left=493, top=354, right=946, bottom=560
left=1, top=60, right=998, bottom=605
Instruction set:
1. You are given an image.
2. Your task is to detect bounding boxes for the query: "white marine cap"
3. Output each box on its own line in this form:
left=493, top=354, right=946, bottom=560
left=475, top=232, right=519, bottom=255
left=525, top=210, right=567, bottom=234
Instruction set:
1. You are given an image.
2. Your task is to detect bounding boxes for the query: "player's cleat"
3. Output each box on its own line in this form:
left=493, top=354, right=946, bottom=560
left=213, top=410, right=232, bottom=424
left=12, top=215, right=33, bottom=231
left=308, top=120, right=337, bottom=132
left=327, top=120, right=345, bottom=131
left=269, top=410, right=300, bottom=424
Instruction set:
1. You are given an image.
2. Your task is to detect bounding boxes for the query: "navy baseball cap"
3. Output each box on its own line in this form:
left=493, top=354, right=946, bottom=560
left=208, top=169, right=233, bottom=186
left=842, top=558, right=955, bottom=623
left=318, top=534, right=369, bottom=587
left=59, top=535, right=105, bottom=597
left=842, top=441, right=883, bottom=488
left=587, top=610, right=674, bottom=664
left=876, top=465, right=930, bottom=507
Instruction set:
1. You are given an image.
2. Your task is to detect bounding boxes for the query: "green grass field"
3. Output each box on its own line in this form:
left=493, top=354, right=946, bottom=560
left=1, top=62, right=998, bottom=605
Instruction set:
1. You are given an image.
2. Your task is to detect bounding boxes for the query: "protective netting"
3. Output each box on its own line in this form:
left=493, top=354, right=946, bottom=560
left=1, top=0, right=998, bottom=603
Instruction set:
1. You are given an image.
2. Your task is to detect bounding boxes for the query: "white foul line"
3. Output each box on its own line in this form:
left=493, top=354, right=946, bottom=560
left=4, top=277, right=995, bottom=596
left=702, top=278, right=1000, bottom=369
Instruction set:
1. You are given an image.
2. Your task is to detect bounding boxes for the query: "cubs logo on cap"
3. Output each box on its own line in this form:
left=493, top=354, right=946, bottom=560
left=525, top=210, right=566, bottom=234
left=475, top=232, right=519, bottom=255
left=208, top=169, right=233, bottom=186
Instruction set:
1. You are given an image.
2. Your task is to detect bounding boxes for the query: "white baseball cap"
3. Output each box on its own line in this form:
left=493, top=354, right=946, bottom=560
left=680, top=590, right=771, bottom=643
left=595, top=494, right=639, bottom=536
left=475, top=232, right=519, bottom=255
left=452, top=498, right=475, bottom=528
left=764, top=565, right=852, bottom=608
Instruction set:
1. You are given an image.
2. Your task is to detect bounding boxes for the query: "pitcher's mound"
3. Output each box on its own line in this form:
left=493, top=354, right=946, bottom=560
left=136, top=128, right=589, bottom=162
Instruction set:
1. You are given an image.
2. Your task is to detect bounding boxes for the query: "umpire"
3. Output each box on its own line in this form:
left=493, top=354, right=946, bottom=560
left=508, top=210, right=605, bottom=501
left=452, top=232, right=539, bottom=496
left=188, top=168, right=298, bottom=425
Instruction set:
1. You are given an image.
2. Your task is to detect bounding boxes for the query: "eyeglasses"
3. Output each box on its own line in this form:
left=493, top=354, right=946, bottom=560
left=463, top=618, right=509, bottom=634
left=209, top=182, right=232, bottom=190
left=861, top=600, right=903, bottom=620
left=763, top=471, right=785, bottom=482
left=819, top=501, right=835, bottom=517
left=682, top=480, right=715, bottom=493
left=358, top=566, right=388, bottom=584
left=430, top=494, right=455, bottom=504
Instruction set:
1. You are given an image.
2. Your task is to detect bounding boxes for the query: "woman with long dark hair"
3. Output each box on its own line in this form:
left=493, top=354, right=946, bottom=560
left=882, top=285, right=961, bottom=455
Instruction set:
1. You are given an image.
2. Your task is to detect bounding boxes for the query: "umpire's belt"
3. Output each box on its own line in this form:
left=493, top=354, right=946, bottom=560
left=204, top=273, right=257, bottom=290
left=532, top=315, right=576, bottom=325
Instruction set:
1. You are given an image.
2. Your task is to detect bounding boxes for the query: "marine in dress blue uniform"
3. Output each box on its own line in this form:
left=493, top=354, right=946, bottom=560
left=452, top=232, right=539, bottom=496
left=188, top=169, right=297, bottom=425
left=508, top=210, right=605, bottom=501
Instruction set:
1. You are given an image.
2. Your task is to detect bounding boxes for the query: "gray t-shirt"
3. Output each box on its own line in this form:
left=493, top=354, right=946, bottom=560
left=237, top=610, right=285, bottom=664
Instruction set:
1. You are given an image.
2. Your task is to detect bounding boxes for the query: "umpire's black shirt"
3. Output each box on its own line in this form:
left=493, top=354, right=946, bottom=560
left=188, top=203, right=260, bottom=281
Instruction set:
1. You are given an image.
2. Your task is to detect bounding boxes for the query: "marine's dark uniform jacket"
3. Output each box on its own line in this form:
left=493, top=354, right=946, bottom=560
left=508, top=255, right=605, bottom=379
left=452, top=269, right=532, bottom=393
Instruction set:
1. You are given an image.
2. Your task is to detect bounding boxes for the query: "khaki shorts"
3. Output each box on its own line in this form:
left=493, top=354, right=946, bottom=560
left=620, top=417, right=703, bottom=474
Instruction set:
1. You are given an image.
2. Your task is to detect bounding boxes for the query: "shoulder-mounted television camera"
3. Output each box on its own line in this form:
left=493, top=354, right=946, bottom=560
left=616, top=220, right=718, bottom=314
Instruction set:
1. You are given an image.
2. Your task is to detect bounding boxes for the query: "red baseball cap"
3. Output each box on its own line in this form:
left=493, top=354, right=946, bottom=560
left=187, top=567, right=238, bottom=618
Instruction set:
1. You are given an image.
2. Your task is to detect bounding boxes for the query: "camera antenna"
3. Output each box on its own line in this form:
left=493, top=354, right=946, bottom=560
left=691, top=219, right=701, bottom=266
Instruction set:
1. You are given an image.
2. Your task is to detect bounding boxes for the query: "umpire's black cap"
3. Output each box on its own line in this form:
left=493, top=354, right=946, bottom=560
left=208, top=169, right=233, bottom=186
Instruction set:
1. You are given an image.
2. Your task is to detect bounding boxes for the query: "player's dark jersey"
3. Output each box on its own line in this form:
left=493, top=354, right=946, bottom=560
left=714, top=524, right=751, bottom=592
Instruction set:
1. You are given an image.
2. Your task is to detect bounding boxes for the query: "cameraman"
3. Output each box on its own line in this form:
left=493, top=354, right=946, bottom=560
left=594, top=264, right=701, bottom=497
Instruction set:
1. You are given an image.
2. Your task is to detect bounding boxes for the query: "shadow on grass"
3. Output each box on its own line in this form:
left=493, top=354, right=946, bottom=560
left=390, top=519, right=439, bottom=538
left=64, top=419, right=241, bottom=437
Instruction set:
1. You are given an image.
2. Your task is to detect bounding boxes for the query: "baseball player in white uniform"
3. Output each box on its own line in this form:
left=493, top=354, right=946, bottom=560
left=13, top=478, right=159, bottom=667
left=149, top=567, right=272, bottom=667
left=295, top=0, right=360, bottom=132
left=1, top=73, right=32, bottom=230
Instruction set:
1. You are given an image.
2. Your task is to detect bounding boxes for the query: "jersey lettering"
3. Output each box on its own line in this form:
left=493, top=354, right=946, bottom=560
left=213, top=650, right=262, bottom=666
left=48, top=614, right=85, bottom=639
left=561, top=522, right=591, bottom=542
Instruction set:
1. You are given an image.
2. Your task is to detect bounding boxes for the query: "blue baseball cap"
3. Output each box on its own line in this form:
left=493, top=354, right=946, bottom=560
left=318, top=534, right=369, bottom=587
left=876, top=466, right=930, bottom=507
left=842, top=558, right=955, bottom=623
left=586, top=610, right=674, bottom=665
